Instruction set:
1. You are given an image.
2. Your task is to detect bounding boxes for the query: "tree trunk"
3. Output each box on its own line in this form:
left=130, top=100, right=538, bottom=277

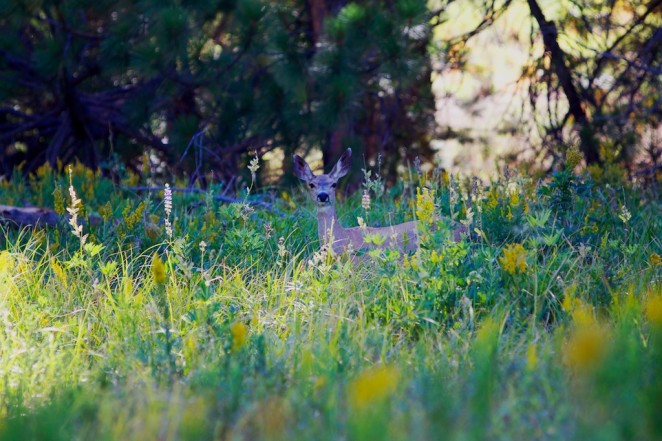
left=306, top=0, right=351, bottom=167
left=527, top=0, right=601, bottom=165
left=307, top=0, right=327, bottom=46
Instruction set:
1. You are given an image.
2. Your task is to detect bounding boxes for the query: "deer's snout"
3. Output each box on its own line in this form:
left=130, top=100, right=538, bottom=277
left=317, top=193, right=329, bottom=203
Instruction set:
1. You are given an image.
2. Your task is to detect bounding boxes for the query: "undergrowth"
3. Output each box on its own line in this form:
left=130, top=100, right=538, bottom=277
left=0, top=156, right=660, bottom=440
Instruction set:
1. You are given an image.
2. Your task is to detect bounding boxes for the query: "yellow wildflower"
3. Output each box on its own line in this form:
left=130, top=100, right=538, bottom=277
left=587, top=164, right=603, bottom=182
left=50, top=259, right=67, bottom=287
left=416, top=187, right=435, bottom=225
left=645, top=294, right=662, bottom=328
left=230, top=322, right=249, bottom=351
left=562, top=287, right=596, bottom=326
left=570, top=302, right=596, bottom=326
left=441, top=170, right=450, bottom=186
left=281, top=191, right=296, bottom=209
left=474, top=318, right=500, bottom=351
left=402, top=254, right=411, bottom=269
left=184, top=333, right=197, bottom=356
left=52, top=184, right=65, bottom=215
left=0, top=251, right=14, bottom=276
left=313, top=375, right=327, bottom=393
left=564, top=324, right=610, bottom=373
left=123, top=171, right=141, bottom=187
left=141, top=152, right=150, bottom=176
left=99, top=201, right=113, bottom=222
left=34, top=162, right=52, bottom=179
left=486, top=186, right=499, bottom=210
left=39, top=314, right=50, bottom=327
left=526, top=343, right=538, bottom=371
left=499, top=243, right=527, bottom=275
left=151, top=253, right=167, bottom=285
left=123, top=201, right=146, bottom=230
left=410, top=251, right=422, bottom=272
left=650, top=253, right=662, bottom=267
left=566, top=147, right=582, bottom=170
left=348, top=365, right=400, bottom=411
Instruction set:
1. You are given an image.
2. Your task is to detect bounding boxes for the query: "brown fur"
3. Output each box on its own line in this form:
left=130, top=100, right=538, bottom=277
left=294, top=148, right=423, bottom=255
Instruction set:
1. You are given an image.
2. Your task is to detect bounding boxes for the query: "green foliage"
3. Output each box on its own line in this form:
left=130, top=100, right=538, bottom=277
left=0, top=162, right=660, bottom=439
left=0, top=0, right=434, bottom=182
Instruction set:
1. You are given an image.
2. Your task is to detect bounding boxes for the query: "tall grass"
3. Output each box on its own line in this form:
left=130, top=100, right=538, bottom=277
left=0, top=158, right=660, bottom=440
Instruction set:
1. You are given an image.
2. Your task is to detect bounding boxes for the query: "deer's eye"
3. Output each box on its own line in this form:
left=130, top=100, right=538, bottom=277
left=331, top=183, right=337, bottom=188
left=309, top=183, right=316, bottom=189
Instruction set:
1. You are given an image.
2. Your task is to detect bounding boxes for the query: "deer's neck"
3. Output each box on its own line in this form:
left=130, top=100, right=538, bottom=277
left=316, top=205, right=345, bottom=245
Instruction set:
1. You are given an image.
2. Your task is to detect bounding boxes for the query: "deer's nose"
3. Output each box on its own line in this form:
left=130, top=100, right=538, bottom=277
left=317, top=193, right=329, bottom=203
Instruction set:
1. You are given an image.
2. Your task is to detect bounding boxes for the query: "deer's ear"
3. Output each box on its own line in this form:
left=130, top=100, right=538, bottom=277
left=329, top=148, right=352, bottom=180
left=293, top=154, right=315, bottom=182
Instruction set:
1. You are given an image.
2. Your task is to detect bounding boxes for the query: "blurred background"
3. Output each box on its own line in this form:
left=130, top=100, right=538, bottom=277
left=1, top=0, right=660, bottom=187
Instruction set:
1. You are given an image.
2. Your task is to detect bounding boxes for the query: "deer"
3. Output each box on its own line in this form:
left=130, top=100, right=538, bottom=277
left=293, top=148, right=465, bottom=257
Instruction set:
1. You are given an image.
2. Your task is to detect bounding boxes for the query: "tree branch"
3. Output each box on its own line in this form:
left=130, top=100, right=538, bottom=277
left=527, top=0, right=600, bottom=164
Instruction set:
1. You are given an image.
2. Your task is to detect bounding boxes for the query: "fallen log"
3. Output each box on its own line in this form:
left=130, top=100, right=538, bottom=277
left=0, top=205, right=60, bottom=227
left=0, top=205, right=101, bottom=228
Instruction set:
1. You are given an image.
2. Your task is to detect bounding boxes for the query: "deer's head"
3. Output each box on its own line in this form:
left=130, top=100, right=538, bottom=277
left=293, top=148, right=352, bottom=208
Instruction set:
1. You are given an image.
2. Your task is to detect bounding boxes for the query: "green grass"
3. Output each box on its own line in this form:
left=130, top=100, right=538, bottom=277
left=0, top=161, right=660, bottom=440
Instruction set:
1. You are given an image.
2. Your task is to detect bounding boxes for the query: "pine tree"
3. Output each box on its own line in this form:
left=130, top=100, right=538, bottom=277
left=0, top=0, right=436, bottom=183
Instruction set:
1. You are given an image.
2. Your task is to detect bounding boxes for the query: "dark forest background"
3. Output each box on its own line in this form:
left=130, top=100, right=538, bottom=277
left=1, top=0, right=660, bottom=186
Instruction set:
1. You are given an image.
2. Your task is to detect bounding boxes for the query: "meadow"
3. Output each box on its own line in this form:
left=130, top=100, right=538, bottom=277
left=0, top=154, right=660, bottom=441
